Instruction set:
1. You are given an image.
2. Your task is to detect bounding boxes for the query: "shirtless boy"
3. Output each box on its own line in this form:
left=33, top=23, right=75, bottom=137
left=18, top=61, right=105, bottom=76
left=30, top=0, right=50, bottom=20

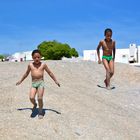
left=96, top=28, right=116, bottom=89
left=16, top=49, right=60, bottom=119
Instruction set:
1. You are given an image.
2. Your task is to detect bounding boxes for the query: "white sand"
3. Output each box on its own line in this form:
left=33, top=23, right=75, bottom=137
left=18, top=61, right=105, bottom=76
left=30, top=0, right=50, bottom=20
left=0, top=60, right=140, bottom=140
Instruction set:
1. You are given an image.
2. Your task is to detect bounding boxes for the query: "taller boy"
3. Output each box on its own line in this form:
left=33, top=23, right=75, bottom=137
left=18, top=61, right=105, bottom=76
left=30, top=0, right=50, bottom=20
left=97, top=28, right=116, bottom=89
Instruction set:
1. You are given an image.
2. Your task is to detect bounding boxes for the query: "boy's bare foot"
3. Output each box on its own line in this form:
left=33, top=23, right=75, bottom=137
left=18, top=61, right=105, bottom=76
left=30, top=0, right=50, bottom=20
left=104, top=79, right=107, bottom=87
left=32, top=103, right=37, bottom=112
left=106, top=86, right=111, bottom=90
left=38, top=114, right=44, bottom=119
left=38, top=109, right=44, bottom=119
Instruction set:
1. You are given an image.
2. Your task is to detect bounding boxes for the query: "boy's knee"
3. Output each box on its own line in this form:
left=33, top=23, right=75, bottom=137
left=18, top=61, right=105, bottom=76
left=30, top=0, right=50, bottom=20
left=106, top=71, right=110, bottom=76
left=38, top=97, right=43, bottom=102
left=38, top=94, right=43, bottom=100
left=30, top=97, right=35, bottom=101
left=110, top=71, right=114, bottom=76
left=107, top=71, right=114, bottom=78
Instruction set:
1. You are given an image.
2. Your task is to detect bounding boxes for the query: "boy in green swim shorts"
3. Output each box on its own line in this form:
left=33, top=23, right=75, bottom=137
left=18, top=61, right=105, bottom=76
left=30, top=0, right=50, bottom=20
left=16, top=49, right=60, bottom=119
left=96, top=28, right=116, bottom=89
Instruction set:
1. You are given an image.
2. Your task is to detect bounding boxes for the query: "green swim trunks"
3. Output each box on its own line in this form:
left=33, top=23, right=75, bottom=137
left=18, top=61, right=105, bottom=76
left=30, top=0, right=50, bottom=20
left=32, top=80, right=45, bottom=89
left=102, top=55, right=113, bottom=61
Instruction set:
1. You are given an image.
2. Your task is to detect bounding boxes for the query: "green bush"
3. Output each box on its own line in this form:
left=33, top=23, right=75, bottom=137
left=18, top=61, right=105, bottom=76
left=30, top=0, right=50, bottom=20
left=0, top=55, right=4, bottom=60
left=37, top=40, right=79, bottom=60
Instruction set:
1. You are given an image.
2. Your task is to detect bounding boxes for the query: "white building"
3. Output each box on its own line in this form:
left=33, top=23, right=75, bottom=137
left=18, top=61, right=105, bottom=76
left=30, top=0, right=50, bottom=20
left=8, top=51, right=32, bottom=62
left=83, top=44, right=140, bottom=64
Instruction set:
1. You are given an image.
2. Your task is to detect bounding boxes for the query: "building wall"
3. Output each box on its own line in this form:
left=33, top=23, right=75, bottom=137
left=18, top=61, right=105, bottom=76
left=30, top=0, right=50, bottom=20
left=11, top=51, right=32, bottom=62
left=115, top=49, right=129, bottom=63
left=83, top=50, right=102, bottom=61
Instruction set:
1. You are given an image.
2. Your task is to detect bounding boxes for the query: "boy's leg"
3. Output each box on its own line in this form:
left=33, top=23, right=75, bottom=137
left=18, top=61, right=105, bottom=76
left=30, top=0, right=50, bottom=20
left=37, top=87, right=44, bottom=118
left=29, top=88, right=37, bottom=110
left=108, top=60, right=114, bottom=79
left=102, top=59, right=111, bottom=87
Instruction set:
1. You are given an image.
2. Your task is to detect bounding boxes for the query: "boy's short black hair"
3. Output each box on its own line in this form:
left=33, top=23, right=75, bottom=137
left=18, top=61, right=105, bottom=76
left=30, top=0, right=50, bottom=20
left=32, top=49, right=41, bottom=56
left=104, top=28, right=112, bottom=36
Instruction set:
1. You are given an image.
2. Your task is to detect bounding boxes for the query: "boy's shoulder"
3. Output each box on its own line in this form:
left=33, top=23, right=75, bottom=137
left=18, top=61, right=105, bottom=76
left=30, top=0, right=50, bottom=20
left=40, top=62, right=48, bottom=68
left=27, top=62, right=33, bottom=69
left=99, top=40, right=104, bottom=45
left=29, top=62, right=33, bottom=66
left=41, top=61, right=47, bottom=65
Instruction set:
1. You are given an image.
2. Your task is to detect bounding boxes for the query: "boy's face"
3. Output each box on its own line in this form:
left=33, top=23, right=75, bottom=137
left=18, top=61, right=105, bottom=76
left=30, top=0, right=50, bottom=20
left=32, top=53, right=41, bottom=64
left=105, top=31, right=112, bottom=41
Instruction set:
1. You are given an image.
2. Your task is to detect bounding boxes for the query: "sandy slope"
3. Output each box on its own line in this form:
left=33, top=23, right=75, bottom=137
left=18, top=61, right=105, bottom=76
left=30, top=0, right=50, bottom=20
left=0, top=60, right=140, bottom=140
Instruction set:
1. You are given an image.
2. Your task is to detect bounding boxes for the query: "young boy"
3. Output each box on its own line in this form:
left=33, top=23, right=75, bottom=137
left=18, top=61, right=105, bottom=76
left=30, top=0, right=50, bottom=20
left=96, top=28, right=116, bottom=89
left=16, top=49, right=60, bottom=119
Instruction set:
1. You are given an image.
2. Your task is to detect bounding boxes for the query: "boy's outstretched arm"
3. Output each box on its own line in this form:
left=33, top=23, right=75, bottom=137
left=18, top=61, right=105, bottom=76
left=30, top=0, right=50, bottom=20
left=16, top=65, right=31, bottom=85
left=44, top=64, right=60, bottom=87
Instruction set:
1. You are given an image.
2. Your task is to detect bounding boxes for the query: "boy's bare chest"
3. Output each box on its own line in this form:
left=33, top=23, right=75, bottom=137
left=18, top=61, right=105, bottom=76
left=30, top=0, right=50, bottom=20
left=103, top=41, right=114, bottom=50
left=30, top=63, right=44, bottom=71
left=32, top=66, right=44, bottom=72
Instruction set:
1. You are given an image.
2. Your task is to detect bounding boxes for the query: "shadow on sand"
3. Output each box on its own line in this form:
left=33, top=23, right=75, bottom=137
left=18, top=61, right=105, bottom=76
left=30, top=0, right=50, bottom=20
left=17, top=108, right=61, bottom=118
left=97, top=84, right=115, bottom=90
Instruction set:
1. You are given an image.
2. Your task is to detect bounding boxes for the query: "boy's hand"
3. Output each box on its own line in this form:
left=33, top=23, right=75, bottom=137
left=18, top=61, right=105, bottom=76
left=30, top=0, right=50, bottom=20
left=98, top=60, right=102, bottom=64
left=55, top=81, right=60, bottom=87
left=16, top=81, right=22, bottom=86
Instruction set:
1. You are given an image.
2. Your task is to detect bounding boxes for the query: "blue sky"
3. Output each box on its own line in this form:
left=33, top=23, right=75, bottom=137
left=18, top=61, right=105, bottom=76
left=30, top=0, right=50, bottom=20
left=0, top=0, right=140, bottom=56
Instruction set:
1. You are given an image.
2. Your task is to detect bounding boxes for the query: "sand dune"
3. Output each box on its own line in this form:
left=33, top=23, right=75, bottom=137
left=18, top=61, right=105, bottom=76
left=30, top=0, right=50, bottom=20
left=0, top=60, right=140, bottom=140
